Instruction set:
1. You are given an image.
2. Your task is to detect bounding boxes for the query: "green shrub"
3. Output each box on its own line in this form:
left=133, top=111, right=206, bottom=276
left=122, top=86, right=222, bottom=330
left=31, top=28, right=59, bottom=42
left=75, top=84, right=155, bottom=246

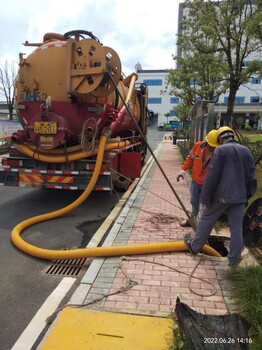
left=226, top=266, right=262, bottom=349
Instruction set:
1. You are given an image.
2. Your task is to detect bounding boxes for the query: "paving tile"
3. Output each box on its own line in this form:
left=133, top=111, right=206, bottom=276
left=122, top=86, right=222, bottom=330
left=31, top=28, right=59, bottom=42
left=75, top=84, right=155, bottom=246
left=79, top=142, right=245, bottom=319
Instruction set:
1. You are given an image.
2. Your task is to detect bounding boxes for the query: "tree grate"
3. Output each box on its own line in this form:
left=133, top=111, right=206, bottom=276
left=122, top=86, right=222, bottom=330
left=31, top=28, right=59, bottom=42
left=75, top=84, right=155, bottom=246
left=46, top=257, right=88, bottom=276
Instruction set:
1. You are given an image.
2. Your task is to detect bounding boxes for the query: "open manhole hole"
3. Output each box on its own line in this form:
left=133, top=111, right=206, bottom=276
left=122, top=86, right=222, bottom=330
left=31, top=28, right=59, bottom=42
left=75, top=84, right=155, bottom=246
left=46, top=257, right=91, bottom=276
left=208, top=235, right=258, bottom=259
left=208, top=236, right=229, bottom=257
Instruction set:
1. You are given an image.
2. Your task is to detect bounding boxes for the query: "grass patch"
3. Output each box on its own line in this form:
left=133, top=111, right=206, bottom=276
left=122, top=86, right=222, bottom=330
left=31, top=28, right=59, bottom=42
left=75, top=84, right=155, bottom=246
left=169, top=314, right=187, bottom=350
left=252, top=165, right=262, bottom=203
left=239, top=131, right=262, bottom=143
left=225, top=266, right=262, bottom=349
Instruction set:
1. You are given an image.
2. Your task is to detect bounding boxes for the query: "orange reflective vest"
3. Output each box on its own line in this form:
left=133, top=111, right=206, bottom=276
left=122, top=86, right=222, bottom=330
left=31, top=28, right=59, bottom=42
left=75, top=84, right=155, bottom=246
left=181, top=141, right=212, bottom=185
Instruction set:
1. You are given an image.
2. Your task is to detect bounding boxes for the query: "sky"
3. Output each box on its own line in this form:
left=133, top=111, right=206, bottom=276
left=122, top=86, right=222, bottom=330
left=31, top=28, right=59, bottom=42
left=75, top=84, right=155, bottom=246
left=0, top=0, right=180, bottom=76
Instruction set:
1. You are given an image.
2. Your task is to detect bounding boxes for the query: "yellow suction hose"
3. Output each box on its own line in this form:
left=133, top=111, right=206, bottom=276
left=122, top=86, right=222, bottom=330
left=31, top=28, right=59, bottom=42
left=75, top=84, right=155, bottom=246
left=16, top=140, right=130, bottom=163
left=11, top=136, right=221, bottom=260
left=24, top=138, right=122, bottom=155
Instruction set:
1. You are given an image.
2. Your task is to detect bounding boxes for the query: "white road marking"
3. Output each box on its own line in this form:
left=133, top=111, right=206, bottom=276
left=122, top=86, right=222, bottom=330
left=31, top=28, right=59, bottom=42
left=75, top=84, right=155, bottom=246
left=11, top=277, right=76, bottom=350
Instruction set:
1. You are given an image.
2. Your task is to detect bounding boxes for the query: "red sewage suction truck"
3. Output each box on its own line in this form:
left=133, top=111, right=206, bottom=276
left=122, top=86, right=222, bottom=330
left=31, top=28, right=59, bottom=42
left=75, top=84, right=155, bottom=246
left=0, top=30, right=148, bottom=191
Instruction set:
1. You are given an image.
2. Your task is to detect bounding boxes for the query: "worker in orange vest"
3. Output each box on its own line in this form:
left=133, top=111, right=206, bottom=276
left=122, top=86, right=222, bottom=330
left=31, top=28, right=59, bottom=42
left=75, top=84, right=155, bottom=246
left=177, top=129, right=218, bottom=227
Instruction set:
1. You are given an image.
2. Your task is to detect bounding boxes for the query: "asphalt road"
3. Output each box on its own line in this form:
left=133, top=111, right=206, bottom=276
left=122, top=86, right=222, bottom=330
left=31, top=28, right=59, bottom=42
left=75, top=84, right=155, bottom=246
left=0, top=129, right=165, bottom=350
left=0, top=187, right=121, bottom=350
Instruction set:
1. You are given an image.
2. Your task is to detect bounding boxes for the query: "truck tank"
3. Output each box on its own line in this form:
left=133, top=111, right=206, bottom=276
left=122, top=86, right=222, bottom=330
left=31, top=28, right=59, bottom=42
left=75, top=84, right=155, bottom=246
left=0, top=30, right=148, bottom=191
left=14, top=30, right=143, bottom=149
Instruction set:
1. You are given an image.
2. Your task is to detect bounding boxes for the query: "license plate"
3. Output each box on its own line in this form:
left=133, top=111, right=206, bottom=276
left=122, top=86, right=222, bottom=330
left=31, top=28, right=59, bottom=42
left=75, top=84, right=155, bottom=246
left=34, top=122, right=57, bottom=134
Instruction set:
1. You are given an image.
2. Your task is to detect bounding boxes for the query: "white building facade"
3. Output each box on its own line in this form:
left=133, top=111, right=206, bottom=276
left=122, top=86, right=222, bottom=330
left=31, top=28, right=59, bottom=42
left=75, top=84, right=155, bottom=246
left=136, top=69, right=180, bottom=129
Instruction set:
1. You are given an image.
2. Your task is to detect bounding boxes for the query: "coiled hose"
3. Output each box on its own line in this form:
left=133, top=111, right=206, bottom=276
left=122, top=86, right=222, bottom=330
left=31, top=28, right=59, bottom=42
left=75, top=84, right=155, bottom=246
left=11, top=135, right=221, bottom=260
left=15, top=139, right=130, bottom=163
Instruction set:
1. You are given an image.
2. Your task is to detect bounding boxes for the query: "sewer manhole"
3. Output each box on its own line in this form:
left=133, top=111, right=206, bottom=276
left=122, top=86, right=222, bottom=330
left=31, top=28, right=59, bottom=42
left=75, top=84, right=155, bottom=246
left=208, top=236, right=229, bottom=257
left=46, top=257, right=90, bottom=276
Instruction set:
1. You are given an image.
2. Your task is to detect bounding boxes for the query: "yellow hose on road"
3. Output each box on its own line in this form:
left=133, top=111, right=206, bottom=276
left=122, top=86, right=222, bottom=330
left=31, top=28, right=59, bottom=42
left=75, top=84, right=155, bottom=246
left=11, top=135, right=221, bottom=260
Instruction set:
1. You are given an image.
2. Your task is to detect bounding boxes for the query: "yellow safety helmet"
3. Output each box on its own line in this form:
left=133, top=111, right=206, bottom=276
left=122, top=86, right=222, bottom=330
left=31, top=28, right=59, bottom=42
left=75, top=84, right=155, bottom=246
left=205, top=129, right=218, bottom=147
left=216, top=126, right=234, bottom=141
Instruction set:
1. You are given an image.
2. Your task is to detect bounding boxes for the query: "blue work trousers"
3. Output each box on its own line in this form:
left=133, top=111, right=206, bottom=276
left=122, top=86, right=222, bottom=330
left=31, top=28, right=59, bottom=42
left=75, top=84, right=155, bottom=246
left=190, top=180, right=202, bottom=217
left=190, top=202, right=245, bottom=264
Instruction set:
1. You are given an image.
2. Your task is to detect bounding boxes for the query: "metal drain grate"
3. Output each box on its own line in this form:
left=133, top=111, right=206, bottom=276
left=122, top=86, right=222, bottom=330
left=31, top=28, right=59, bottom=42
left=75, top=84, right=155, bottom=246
left=46, top=257, right=88, bottom=276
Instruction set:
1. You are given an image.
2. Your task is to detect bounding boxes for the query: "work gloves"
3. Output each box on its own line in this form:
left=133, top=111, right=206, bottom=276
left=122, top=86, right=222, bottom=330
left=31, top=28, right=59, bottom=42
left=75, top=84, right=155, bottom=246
left=176, top=170, right=185, bottom=182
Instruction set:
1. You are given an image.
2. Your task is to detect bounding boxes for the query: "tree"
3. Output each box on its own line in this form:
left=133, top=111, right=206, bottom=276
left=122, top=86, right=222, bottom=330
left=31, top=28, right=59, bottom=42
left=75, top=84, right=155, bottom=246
left=0, top=60, right=17, bottom=120
left=174, top=102, right=191, bottom=127
left=164, top=112, right=171, bottom=124
left=163, top=4, right=228, bottom=125
left=181, top=0, right=262, bottom=124
left=164, top=48, right=227, bottom=108
left=245, top=0, right=262, bottom=42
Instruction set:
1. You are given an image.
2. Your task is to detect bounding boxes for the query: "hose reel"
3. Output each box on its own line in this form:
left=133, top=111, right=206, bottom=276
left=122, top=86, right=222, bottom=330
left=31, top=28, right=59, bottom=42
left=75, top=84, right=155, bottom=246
left=66, top=31, right=121, bottom=98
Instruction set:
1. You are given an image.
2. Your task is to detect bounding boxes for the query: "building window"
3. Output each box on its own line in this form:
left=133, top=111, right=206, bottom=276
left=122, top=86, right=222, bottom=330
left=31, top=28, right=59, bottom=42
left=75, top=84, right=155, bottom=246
left=235, top=96, right=245, bottom=104
left=251, top=77, right=261, bottom=84
left=170, top=97, right=179, bottom=104
left=242, top=61, right=251, bottom=67
left=250, top=96, right=260, bottom=103
left=170, top=110, right=175, bottom=116
left=143, top=79, right=162, bottom=86
left=224, top=96, right=245, bottom=103
left=148, top=97, right=162, bottom=104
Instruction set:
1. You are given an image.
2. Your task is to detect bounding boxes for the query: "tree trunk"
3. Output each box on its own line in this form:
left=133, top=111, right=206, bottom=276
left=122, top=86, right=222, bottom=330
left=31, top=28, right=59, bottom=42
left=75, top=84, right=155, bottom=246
left=8, top=103, right=14, bottom=120
left=225, top=88, right=237, bottom=126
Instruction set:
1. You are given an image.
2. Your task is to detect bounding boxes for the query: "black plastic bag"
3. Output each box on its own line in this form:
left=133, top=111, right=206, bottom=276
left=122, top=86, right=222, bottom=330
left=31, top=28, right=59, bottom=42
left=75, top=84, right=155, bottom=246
left=243, top=198, right=262, bottom=247
left=175, top=298, right=251, bottom=350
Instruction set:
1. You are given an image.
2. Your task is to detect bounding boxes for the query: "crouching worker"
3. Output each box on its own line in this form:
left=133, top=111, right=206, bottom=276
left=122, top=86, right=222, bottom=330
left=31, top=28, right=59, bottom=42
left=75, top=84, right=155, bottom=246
left=184, top=126, right=257, bottom=267
left=177, top=129, right=218, bottom=227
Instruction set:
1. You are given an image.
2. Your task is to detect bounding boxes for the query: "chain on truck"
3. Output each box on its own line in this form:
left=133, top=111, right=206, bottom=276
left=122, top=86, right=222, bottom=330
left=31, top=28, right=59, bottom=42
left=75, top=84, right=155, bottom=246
left=0, top=30, right=148, bottom=191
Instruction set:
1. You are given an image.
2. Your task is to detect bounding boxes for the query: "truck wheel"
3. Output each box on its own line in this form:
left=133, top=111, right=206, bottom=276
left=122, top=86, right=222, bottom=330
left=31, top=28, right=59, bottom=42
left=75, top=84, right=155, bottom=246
left=113, top=176, right=132, bottom=192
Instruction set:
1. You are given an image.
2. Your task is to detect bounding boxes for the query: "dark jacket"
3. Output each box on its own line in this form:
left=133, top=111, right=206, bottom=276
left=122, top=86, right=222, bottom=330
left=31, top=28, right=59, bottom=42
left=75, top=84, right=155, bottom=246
left=200, top=140, right=257, bottom=206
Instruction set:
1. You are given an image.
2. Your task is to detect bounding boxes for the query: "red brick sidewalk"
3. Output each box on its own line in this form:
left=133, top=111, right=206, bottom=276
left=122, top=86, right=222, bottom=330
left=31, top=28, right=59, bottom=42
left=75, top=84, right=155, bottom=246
left=99, top=141, right=229, bottom=316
